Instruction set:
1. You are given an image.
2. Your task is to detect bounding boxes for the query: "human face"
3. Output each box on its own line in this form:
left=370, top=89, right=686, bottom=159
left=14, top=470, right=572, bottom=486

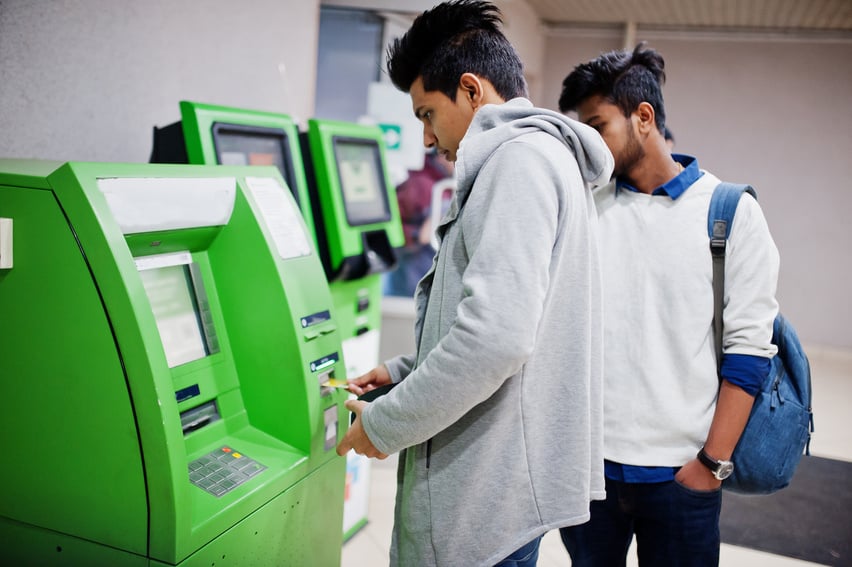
left=576, top=94, right=645, bottom=178
left=410, top=76, right=475, bottom=162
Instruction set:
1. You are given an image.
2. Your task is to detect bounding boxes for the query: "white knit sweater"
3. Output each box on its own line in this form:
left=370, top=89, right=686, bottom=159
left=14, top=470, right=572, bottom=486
left=594, top=170, right=779, bottom=467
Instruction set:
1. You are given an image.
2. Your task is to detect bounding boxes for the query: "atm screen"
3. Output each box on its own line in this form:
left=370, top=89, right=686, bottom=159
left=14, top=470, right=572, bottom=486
left=333, top=137, right=391, bottom=226
left=212, top=123, right=300, bottom=205
left=136, top=252, right=213, bottom=368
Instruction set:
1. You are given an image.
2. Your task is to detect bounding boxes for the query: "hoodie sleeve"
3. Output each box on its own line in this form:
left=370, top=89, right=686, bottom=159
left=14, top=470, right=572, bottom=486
left=360, top=138, right=568, bottom=454
left=384, top=353, right=415, bottom=383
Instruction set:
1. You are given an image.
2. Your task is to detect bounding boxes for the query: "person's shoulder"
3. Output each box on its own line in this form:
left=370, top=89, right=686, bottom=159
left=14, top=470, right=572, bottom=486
left=701, top=173, right=769, bottom=231
left=495, top=131, right=560, bottom=160
left=503, top=130, right=579, bottom=166
left=676, top=169, right=719, bottom=200
left=593, top=180, right=616, bottom=207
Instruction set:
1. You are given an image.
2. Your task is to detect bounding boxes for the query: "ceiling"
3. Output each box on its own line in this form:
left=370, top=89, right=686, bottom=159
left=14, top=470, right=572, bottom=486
left=523, top=0, right=852, bottom=32
left=324, top=0, right=852, bottom=33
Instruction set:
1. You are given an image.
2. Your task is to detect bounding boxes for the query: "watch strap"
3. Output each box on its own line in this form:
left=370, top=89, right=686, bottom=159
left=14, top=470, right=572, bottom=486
left=697, top=448, right=721, bottom=472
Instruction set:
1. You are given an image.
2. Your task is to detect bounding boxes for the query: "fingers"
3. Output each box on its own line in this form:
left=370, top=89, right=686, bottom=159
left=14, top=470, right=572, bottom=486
left=345, top=371, right=375, bottom=395
left=337, top=401, right=364, bottom=456
left=345, top=399, right=366, bottom=414
left=335, top=402, right=388, bottom=459
left=346, top=365, right=391, bottom=395
left=336, top=435, right=351, bottom=456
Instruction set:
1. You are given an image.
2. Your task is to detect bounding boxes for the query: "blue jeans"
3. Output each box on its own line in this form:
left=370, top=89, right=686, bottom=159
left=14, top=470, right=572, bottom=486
left=559, top=476, right=722, bottom=567
left=493, top=536, right=542, bottom=567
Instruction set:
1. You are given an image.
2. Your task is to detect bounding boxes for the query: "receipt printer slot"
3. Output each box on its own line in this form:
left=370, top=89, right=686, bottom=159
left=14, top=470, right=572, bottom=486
left=181, top=401, right=220, bottom=435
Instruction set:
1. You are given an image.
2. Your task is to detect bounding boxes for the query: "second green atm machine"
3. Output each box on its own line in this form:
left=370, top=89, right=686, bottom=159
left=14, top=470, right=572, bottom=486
left=0, top=160, right=348, bottom=565
left=151, top=101, right=405, bottom=537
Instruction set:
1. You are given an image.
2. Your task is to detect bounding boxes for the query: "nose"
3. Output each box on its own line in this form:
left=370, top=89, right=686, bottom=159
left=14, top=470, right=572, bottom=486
left=423, top=125, right=437, bottom=149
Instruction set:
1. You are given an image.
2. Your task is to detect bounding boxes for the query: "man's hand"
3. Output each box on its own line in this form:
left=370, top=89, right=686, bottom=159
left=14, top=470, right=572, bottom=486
left=674, top=380, right=755, bottom=492
left=675, top=458, right=722, bottom=491
left=336, top=399, right=388, bottom=459
left=347, top=365, right=393, bottom=396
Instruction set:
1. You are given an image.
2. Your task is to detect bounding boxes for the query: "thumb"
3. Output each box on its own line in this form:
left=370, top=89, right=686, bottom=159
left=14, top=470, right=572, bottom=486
left=345, top=399, right=367, bottom=415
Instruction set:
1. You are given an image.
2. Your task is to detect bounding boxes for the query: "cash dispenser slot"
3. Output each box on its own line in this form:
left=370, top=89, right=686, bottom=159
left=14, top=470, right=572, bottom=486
left=301, top=310, right=338, bottom=341
left=180, top=400, right=220, bottom=435
left=304, top=324, right=338, bottom=341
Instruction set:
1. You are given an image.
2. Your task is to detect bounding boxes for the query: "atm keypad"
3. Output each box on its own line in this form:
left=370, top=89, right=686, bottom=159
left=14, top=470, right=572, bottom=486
left=188, top=446, right=266, bottom=497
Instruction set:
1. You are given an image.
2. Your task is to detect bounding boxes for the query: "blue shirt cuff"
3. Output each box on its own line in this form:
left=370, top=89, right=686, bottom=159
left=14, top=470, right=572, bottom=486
left=721, top=353, right=770, bottom=396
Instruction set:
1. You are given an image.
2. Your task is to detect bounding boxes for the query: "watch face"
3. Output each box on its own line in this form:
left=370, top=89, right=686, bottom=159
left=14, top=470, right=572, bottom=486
left=716, top=461, right=734, bottom=480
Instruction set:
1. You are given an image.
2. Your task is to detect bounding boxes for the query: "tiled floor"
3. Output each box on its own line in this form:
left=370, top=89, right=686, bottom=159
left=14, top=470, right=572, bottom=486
left=341, top=346, right=851, bottom=566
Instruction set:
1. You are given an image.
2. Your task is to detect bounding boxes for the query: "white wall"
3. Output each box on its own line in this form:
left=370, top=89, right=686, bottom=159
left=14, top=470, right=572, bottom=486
left=495, top=0, right=546, bottom=102
left=541, top=31, right=852, bottom=349
left=2, top=0, right=848, bottom=349
left=0, top=0, right=320, bottom=163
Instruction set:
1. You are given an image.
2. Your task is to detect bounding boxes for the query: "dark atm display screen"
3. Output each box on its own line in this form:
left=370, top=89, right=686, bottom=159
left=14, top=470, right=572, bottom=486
left=212, top=122, right=300, bottom=205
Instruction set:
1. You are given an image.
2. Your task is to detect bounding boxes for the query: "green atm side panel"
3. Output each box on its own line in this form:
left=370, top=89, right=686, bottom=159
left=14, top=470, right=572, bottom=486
left=0, top=176, right=149, bottom=561
left=0, top=160, right=348, bottom=566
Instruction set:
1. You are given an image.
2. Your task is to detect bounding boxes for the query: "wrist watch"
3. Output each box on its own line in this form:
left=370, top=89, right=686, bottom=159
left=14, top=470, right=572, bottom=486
left=697, top=447, right=734, bottom=480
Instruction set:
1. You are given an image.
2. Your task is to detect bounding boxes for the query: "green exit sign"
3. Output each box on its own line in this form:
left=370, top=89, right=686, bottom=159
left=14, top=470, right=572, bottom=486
left=378, top=123, right=402, bottom=150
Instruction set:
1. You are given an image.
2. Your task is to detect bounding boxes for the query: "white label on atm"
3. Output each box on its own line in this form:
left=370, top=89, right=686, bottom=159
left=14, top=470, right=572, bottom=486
left=98, top=177, right=235, bottom=234
left=245, top=176, right=312, bottom=260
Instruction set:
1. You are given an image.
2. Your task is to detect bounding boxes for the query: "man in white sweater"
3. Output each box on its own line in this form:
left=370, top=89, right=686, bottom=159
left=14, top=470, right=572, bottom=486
left=557, top=44, right=780, bottom=566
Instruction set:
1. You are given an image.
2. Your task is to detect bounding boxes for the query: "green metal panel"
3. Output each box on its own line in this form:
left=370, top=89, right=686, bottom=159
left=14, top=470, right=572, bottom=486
left=152, top=458, right=345, bottom=567
left=0, top=159, right=347, bottom=566
left=330, top=275, right=384, bottom=343
left=0, top=178, right=148, bottom=555
left=0, top=516, right=149, bottom=567
left=178, top=100, right=317, bottom=243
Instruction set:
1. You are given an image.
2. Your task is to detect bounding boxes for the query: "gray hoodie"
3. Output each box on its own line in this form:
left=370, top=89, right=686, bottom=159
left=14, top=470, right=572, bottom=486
left=361, top=97, right=613, bottom=566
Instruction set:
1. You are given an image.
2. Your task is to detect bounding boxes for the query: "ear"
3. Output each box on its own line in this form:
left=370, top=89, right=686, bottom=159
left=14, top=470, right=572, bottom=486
left=458, top=73, right=484, bottom=109
left=635, top=102, right=657, bottom=134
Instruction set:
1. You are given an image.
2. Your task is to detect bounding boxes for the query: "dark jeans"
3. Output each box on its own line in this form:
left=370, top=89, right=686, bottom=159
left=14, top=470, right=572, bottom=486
left=493, top=536, right=542, bottom=567
left=559, top=476, right=722, bottom=567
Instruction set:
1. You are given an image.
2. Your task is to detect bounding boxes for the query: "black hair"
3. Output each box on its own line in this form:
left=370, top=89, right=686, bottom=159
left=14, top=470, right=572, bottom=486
left=664, top=126, right=675, bottom=142
left=559, top=42, right=667, bottom=133
left=386, top=0, right=527, bottom=101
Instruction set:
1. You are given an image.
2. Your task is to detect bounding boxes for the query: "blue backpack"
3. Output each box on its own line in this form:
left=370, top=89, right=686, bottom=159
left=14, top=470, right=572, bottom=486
left=708, top=182, right=814, bottom=494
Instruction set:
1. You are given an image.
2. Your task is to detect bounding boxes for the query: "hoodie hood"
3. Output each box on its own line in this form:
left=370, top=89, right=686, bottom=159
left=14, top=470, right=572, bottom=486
left=454, top=97, right=614, bottom=203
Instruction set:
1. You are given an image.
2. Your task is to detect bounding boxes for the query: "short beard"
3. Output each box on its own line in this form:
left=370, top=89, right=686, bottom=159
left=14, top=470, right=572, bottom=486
left=613, top=124, right=645, bottom=179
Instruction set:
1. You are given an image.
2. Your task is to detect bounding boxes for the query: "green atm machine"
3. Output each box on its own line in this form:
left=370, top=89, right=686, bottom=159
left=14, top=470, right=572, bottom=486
left=300, top=118, right=404, bottom=350
left=150, top=103, right=404, bottom=538
left=150, top=101, right=316, bottom=242
left=300, top=119, right=404, bottom=537
left=0, top=160, right=348, bottom=566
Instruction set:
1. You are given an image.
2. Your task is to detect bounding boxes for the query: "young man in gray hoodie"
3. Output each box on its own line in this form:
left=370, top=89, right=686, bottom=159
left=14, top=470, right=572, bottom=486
left=335, top=2, right=613, bottom=565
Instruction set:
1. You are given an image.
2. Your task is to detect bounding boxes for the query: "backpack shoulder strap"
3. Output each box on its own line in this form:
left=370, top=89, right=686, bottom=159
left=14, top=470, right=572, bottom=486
left=709, top=182, right=758, bottom=374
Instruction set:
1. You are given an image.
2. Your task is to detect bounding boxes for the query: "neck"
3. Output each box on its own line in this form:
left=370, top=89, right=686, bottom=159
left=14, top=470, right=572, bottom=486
left=624, top=141, right=681, bottom=194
